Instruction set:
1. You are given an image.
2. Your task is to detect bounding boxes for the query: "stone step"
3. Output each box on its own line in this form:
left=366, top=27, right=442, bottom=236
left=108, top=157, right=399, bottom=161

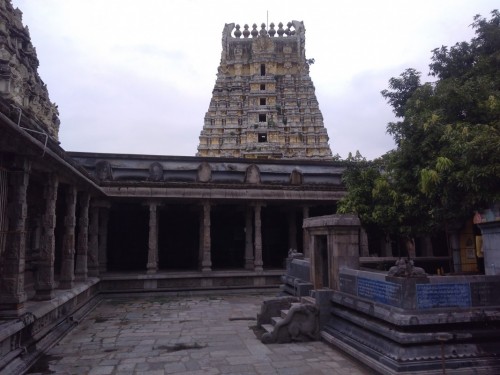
left=281, top=302, right=302, bottom=318
left=261, top=324, right=274, bottom=333
left=271, top=316, right=284, bottom=326
left=301, top=296, right=316, bottom=305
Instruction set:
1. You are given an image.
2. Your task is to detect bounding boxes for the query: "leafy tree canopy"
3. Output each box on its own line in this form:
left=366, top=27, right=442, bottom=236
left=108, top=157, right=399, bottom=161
left=339, top=10, right=500, bottom=239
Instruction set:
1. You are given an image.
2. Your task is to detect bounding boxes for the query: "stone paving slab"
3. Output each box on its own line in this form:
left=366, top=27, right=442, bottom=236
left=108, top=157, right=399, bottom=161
left=26, top=293, right=374, bottom=375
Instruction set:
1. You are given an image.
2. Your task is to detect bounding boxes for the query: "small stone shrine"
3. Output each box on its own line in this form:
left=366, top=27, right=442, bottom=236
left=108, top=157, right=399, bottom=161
left=267, top=213, right=500, bottom=375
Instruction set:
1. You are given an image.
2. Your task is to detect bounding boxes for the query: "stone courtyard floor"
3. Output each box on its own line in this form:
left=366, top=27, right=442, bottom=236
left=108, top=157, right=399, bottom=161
left=27, top=292, right=374, bottom=375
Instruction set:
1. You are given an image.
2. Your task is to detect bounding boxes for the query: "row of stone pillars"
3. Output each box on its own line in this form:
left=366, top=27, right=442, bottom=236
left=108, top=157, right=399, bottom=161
left=0, top=157, right=313, bottom=316
left=144, top=202, right=311, bottom=273
left=145, top=201, right=266, bottom=273
left=0, top=156, right=108, bottom=317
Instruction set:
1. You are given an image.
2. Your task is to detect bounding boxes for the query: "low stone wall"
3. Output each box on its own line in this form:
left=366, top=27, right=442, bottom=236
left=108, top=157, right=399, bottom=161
left=99, top=271, right=282, bottom=293
left=279, top=257, right=313, bottom=297
left=0, top=279, right=100, bottom=375
left=323, top=268, right=500, bottom=374
left=338, top=268, right=500, bottom=315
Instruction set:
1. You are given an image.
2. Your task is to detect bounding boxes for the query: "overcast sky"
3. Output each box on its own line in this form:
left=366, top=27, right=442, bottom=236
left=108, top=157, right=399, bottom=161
left=12, top=0, right=498, bottom=160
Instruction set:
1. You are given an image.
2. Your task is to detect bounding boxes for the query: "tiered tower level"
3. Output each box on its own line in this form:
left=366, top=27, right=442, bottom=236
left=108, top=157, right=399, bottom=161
left=0, top=0, right=60, bottom=139
left=197, top=21, right=333, bottom=159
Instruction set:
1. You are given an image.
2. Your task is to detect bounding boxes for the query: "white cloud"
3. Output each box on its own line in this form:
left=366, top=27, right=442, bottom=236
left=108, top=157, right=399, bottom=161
left=12, top=0, right=499, bottom=160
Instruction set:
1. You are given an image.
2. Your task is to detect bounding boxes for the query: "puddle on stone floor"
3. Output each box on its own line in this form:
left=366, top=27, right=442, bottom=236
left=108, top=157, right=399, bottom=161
left=26, top=354, right=62, bottom=374
left=154, top=342, right=206, bottom=352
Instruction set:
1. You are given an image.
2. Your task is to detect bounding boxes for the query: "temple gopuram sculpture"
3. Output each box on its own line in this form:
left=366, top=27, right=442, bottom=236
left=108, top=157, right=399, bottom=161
left=0, top=0, right=60, bottom=139
left=197, top=21, right=333, bottom=159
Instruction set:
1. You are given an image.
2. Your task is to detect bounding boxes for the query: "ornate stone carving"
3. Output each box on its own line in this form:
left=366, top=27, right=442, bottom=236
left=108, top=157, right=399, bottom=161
left=245, top=164, right=260, bottom=184
left=0, top=157, right=30, bottom=316
left=0, top=1, right=60, bottom=138
left=261, top=303, right=320, bottom=344
left=289, top=169, right=303, bottom=185
left=388, top=258, right=427, bottom=278
left=95, top=161, right=113, bottom=181
left=197, top=161, right=212, bottom=182
left=34, top=173, right=58, bottom=300
left=197, top=21, right=333, bottom=160
left=148, top=162, right=163, bottom=181
left=75, top=191, right=90, bottom=281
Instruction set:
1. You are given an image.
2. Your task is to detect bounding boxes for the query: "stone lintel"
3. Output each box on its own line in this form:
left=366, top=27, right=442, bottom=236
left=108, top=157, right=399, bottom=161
left=303, top=214, right=360, bottom=229
left=103, top=186, right=345, bottom=201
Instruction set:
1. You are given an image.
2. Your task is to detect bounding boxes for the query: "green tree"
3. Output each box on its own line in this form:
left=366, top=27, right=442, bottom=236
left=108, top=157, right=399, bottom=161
left=340, top=10, right=500, bottom=248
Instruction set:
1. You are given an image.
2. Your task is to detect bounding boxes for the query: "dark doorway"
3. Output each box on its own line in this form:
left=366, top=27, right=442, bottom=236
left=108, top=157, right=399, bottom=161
left=313, top=235, right=329, bottom=288
left=108, top=204, right=148, bottom=271
left=212, top=205, right=245, bottom=269
left=262, top=206, right=289, bottom=269
left=158, top=206, right=199, bottom=270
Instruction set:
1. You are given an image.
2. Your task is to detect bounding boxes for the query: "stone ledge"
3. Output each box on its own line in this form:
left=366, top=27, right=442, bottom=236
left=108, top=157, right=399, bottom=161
left=0, top=278, right=101, bottom=375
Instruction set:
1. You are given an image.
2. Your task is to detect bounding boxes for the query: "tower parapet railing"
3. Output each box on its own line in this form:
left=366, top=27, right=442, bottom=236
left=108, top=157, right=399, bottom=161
left=224, top=21, right=305, bottom=39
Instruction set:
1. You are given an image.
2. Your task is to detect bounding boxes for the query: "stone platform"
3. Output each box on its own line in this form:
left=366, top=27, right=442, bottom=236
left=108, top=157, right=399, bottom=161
left=100, top=270, right=282, bottom=293
left=0, top=271, right=282, bottom=374
left=322, top=268, right=500, bottom=375
left=24, top=293, right=372, bottom=375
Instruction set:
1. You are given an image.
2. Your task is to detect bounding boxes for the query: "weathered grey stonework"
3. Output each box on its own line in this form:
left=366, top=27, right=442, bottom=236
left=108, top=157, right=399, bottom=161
left=261, top=302, right=320, bottom=344
left=0, top=156, right=30, bottom=317
left=323, top=268, right=500, bottom=374
left=34, top=173, right=58, bottom=301
left=74, top=191, right=90, bottom=281
left=197, top=21, right=332, bottom=159
left=0, top=0, right=60, bottom=139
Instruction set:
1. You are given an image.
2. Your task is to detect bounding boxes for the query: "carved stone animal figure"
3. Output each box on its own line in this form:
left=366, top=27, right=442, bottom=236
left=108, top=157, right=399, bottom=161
left=261, top=303, right=319, bottom=344
left=388, top=258, right=427, bottom=277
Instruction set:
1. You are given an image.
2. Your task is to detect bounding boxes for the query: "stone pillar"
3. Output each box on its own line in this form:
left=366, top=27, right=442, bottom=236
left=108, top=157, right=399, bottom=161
left=98, top=203, right=110, bottom=273
left=254, top=204, right=263, bottom=271
left=201, top=201, right=212, bottom=272
left=87, top=203, right=99, bottom=277
left=34, top=173, right=58, bottom=301
left=59, top=185, right=77, bottom=289
left=147, top=202, right=159, bottom=274
left=302, top=206, right=310, bottom=258
left=244, top=207, right=254, bottom=270
left=0, top=157, right=31, bottom=317
left=288, top=210, right=298, bottom=251
left=75, top=191, right=90, bottom=281
left=198, top=206, right=204, bottom=269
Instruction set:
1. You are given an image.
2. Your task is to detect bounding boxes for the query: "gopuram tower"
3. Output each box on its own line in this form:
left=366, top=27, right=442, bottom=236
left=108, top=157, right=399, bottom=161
left=197, top=21, right=333, bottom=159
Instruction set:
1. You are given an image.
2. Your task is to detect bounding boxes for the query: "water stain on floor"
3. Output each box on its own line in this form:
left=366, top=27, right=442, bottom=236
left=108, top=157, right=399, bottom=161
left=25, top=354, right=62, bottom=374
